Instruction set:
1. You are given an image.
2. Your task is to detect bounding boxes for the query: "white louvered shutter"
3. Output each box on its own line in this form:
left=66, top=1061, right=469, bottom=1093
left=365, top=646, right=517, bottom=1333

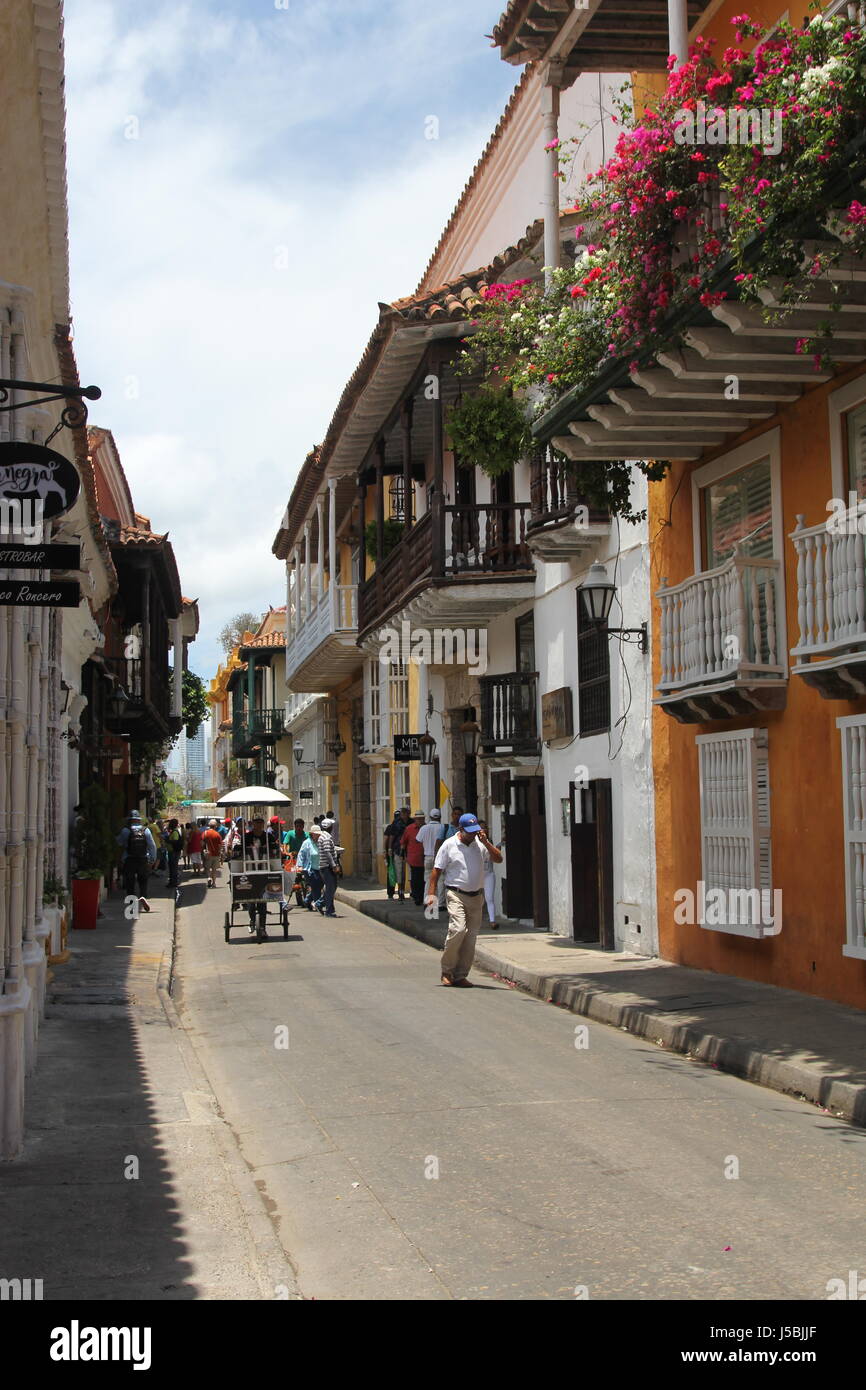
left=846, top=403, right=866, bottom=499
left=696, top=727, right=775, bottom=938
left=837, top=715, right=866, bottom=959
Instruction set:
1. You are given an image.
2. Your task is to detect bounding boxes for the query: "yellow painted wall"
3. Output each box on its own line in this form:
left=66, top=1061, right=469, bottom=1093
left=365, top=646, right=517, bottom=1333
left=651, top=365, right=866, bottom=1009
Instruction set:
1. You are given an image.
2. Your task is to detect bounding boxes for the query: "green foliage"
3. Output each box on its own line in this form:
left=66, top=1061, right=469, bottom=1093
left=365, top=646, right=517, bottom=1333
left=364, top=517, right=404, bottom=561
left=160, top=778, right=186, bottom=810
left=75, top=784, right=116, bottom=881
left=43, top=873, right=68, bottom=905
left=445, top=388, right=532, bottom=477
left=181, top=669, right=210, bottom=740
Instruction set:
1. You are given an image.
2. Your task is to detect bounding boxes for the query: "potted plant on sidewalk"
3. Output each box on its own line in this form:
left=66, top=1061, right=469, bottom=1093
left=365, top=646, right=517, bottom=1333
left=71, top=785, right=114, bottom=930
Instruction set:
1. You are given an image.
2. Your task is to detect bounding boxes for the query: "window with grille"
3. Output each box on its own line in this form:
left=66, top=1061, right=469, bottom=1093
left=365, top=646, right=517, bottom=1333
left=376, top=767, right=391, bottom=847
left=836, top=714, right=866, bottom=960
left=577, top=593, right=610, bottom=737
left=846, top=402, right=866, bottom=500
left=394, top=763, right=410, bottom=811
left=703, top=456, right=773, bottom=567
left=696, top=727, right=776, bottom=939
left=367, top=659, right=383, bottom=747
left=388, top=659, right=409, bottom=740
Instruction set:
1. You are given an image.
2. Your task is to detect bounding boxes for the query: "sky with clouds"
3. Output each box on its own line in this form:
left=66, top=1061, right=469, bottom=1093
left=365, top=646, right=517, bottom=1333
left=63, top=0, right=518, bottom=684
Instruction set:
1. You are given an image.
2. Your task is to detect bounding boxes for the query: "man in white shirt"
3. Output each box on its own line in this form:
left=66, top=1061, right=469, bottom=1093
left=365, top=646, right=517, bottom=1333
left=427, top=813, right=503, bottom=987
left=416, top=808, right=445, bottom=902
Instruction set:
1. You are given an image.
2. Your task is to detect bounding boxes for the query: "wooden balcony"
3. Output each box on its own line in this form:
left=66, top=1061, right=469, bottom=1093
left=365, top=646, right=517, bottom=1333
left=790, top=510, right=866, bottom=698
left=358, top=503, right=535, bottom=636
left=285, top=582, right=360, bottom=692
left=232, top=707, right=286, bottom=757
left=528, top=453, right=609, bottom=560
left=655, top=555, right=787, bottom=722
left=479, top=672, right=540, bottom=755
left=102, top=654, right=175, bottom=740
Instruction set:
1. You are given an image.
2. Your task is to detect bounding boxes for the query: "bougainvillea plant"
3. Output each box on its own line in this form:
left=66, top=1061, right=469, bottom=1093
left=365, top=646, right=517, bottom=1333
left=461, top=6, right=866, bottom=406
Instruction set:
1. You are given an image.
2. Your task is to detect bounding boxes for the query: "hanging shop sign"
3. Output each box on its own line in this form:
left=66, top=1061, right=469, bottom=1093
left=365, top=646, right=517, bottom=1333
left=0, top=543, right=80, bottom=569
left=541, top=687, right=574, bottom=741
left=0, top=442, right=81, bottom=521
left=394, top=734, right=423, bottom=762
left=0, top=579, right=80, bottom=608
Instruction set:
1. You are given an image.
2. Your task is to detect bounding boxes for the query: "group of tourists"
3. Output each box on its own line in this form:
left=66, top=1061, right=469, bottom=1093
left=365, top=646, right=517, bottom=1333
left=281, top=815, right=343, bottom=918
left=383, top=806, right=498, bottom=919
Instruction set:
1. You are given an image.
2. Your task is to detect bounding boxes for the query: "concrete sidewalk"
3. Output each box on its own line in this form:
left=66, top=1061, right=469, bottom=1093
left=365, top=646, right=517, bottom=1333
left=336, top=878, right=866, bottom=1126
left=1, top=872, right=297, bottom=1299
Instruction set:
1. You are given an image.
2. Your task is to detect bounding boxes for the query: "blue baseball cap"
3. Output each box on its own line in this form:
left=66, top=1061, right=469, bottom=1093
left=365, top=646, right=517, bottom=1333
left=458, top=813, right=481, bottom=834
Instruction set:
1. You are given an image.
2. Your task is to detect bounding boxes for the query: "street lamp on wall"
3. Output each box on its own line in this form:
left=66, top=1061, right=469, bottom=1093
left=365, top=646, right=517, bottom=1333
left=460, top=713, right=481, bottom=758
left=419, top=732, right=437, bottom=765
left=293, top=746, right=304, bottom=765
left=579, top=562, right=648, bottom=654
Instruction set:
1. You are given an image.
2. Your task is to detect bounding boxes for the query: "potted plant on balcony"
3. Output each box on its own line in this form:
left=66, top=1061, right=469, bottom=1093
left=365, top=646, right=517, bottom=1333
left=364, top=517, right=404, bottom=561
left=71, top=784, right=115, bottom=930
left=446, top=388, right=531, bottom=477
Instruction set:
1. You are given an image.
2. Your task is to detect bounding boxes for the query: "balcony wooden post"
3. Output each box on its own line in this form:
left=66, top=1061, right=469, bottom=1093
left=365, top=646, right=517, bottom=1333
left=328, top=477, right=338, bottom=629
left=141, top=566, right=151, bottom=708
left=317, top=493, right=325, bottom=605
left=401, top=398, right=413, bottom=537
left=356, top=477, right=367, bottom=584
left=431, top=349, right=444, bottom=578
left=304, top=521, right=312, bottom=620
left=375, top=438, right=385, bottom=566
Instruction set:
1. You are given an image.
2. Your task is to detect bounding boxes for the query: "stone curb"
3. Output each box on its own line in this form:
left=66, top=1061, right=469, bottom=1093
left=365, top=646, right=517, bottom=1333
left=336, top=888, right=866, bottom=1127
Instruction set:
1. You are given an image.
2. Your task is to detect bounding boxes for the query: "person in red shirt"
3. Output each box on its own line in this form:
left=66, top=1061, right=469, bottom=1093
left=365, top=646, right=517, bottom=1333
left=202, top=819, right=224, bottom=888
left=186, top=824, right=204, bottom=875
left=401, top=811, right=427, bottom=906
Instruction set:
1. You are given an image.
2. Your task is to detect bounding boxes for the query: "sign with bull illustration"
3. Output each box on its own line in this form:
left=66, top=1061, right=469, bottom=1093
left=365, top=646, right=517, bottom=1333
left=0, top=442, right=81, bottom=520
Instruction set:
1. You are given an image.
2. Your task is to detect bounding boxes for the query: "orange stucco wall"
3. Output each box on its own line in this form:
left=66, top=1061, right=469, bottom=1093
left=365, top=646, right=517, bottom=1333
left=651, top=367, right=866, bottom=1009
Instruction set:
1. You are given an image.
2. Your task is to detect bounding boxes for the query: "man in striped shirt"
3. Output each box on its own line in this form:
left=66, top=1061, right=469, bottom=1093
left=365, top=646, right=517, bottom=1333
left=316, top=818, right=339, bottom=917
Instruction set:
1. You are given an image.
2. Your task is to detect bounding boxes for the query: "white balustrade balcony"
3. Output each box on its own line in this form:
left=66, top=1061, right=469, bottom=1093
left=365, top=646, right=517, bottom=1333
left=656, top=554, right=786, bottom=722
left=790, top=509, right=866, bottom=698
left=285, top=582, right=359, bottom=692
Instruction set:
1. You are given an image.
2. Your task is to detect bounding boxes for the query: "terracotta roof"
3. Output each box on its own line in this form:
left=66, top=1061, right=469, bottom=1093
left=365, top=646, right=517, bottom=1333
left=239, top=629, right=286, bottom=650
left=87, top=426, right=136, bottom=523
left=415, top=67, right=534, bottom=295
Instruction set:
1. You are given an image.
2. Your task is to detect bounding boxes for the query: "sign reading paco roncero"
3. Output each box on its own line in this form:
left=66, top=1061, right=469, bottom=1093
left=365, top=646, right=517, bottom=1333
left=0, top=580, right=80, bottom=608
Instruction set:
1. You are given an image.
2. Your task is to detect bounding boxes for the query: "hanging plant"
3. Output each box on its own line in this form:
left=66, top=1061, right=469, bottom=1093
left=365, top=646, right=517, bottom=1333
left=446, top=388, right=531, bottom=477
left=364, top=517, right=404, bottom=562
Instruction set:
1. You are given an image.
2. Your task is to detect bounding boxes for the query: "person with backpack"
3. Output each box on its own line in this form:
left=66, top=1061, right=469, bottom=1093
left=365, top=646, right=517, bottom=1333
left=164, top=818, right=184, bottom=888
left=384, top=807, right=409, bottom=901
left=116, top=811, right=157, bottom=914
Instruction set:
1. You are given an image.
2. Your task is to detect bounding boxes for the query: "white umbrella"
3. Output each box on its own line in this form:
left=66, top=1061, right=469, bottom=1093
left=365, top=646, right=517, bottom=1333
left=216, top=786, right=292, bottom=807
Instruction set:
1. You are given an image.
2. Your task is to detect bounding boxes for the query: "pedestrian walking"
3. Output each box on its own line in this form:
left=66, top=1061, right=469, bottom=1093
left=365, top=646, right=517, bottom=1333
left=416, top=807, right=445, bottom=900
left=148, top=816, right=166, bottom=874
left=164, top=818, right=183, bottom=888
left=202, top=819, right=223, bottom=887
left=478, top=820, right=499, bottom=928
left=298, top=826, right=323, bottom=909
left=426, top=813, right=503, bottom=987
left=116, top=810, right=157, bottom=914
left=401, top=811, right=428, bottom=906
left=384, top=806, right=408, bottom=901
left=283, top=818, right=308, bottom=857
left=316, top=818, right=340, bottom=917
left=442, top=806, right=464, bottom=841
left=241, top=816, right=280, bottom=936
left=186, top=823, right=204, bottom=875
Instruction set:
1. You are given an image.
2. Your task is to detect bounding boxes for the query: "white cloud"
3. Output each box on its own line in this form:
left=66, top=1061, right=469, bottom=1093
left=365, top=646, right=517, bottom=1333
left=63, top=0, right=517, bottom=677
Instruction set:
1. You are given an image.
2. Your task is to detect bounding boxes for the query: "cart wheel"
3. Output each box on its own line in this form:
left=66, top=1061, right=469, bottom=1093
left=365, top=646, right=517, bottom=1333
left=256, top=923, right=265, bottom=942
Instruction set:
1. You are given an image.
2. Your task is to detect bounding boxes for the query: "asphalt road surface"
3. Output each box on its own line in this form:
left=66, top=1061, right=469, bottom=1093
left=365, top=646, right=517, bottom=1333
left=173, top=879, right=866, bottom=1301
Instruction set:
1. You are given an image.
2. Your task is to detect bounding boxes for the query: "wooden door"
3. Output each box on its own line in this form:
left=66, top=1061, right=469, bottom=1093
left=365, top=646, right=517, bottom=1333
left=569, top=778, right=614, bottom=947
left=529, top=777, right=549, bottom=930
left=503, top=778, right=533, bottom=918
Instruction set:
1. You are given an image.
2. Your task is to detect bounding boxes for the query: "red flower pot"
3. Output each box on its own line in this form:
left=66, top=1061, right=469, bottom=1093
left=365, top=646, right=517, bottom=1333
left=72, top=877, right=101, bottom=930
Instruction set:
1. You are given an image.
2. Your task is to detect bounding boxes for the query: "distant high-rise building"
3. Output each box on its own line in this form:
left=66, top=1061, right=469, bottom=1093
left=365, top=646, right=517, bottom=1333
left=186, top=725, right=208, bottom=791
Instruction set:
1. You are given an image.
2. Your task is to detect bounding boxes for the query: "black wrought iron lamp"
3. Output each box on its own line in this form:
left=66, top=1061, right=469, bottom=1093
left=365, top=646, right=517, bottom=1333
left=579, top=563, right=648, bottom=654
left=460, top=709, right=481, bottom=757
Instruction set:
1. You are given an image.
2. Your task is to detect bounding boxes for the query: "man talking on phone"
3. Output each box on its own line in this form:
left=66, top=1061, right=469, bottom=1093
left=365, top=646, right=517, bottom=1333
left=426, top=813, right=503, bottom=987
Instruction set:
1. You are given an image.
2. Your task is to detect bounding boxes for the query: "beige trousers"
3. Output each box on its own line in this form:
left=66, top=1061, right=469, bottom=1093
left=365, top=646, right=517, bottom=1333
left=441, top=888, right=483, bottom=981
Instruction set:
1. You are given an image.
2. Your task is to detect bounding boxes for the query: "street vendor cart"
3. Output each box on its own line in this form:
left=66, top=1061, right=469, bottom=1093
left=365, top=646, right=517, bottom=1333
left=217, top=787, right=295, bottom=943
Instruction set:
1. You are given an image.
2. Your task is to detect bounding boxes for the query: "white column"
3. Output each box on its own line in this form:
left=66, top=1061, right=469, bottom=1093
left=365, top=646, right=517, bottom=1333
left=668, top=0, right=688, bottom=67
left=328, top=477, right=338, bottom=629
left=317, top=494, right=325, bottom=605
left=286, top=561, right=294, bottom=650
left=540, top=74, right=561, bottom=288
left=304, top=522, right=312, bottom=620
left=171, top=616, right=184, bottom=718
left=292, top=544, right=301, bottom=640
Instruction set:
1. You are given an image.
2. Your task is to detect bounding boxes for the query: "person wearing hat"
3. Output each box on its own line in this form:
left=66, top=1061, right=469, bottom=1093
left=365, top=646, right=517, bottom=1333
left=202, top=819, right=223, bottom=888
left=116, top=811, right=157, bottom=914
left=297, top=825, right=322, bottom=910
left=426, top=813, right=503, bottom=986
left=416, top=808, right=445, bottom=903
left=316, top=818, right=340, bottom=916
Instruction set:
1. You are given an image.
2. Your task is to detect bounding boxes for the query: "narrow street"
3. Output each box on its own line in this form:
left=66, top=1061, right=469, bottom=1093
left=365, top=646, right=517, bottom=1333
left=173, top=884, right=866, bottom=1302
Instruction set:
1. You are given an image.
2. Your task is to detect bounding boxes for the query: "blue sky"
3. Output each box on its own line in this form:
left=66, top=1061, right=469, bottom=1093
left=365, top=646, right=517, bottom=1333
left=63, top=0, right=518, bottom=683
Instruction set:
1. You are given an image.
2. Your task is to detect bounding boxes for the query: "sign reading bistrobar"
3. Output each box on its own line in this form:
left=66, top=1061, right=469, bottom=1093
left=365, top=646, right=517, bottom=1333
left=0, top=442, right=81, bottom=521
left=0, top=580, right=80, bottom=608
left=0, top=544, right=80, bottom=569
